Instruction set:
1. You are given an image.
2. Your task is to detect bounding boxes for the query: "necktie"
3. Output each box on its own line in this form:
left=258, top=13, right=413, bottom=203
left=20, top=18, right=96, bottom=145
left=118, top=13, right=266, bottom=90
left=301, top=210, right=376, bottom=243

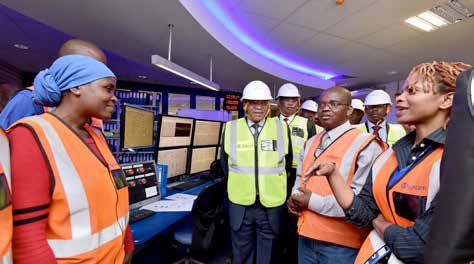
left=283, top=117, right=289, bottom=124
left=372, top=125, right=381, bottom=138
left=315, top=132, right=330, bottom=157
left=251, top=123, right=259, bottom=142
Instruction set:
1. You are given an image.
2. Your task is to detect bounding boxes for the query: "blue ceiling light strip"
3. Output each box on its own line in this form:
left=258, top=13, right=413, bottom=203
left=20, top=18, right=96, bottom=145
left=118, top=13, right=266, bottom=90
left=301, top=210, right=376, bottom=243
left=202, top=0, right=335, bottom=80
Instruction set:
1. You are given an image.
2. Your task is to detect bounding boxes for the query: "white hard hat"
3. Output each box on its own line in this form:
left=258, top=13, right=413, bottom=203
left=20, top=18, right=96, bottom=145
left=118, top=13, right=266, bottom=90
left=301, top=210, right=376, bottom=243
left=364, top=90, right=392, bottom=106
left=277, top=83, right=300, bottom=98
left=351, top=99, right=364, bottom=111
left=300, top=100, right=318, bottom=112
left=241, top=80, right=273, bottom=101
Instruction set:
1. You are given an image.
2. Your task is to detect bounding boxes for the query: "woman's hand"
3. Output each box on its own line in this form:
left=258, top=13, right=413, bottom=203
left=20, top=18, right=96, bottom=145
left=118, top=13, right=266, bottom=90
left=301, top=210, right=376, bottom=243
left=304, top=160, right=337, bottom=179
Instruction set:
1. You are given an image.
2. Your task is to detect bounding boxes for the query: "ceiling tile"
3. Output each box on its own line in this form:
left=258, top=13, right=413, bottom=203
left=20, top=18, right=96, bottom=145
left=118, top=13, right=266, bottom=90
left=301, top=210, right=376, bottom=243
left=238, top=11, right=281, bottom=33
left=286, top=0, right=376, bottom=31
left=265, top=22, right=318, bottom=54
left=357, top=24, right=421, bottom=48
left=326, top=0, right=437, bottom=40
left=239, top=0, right=307, bottom=19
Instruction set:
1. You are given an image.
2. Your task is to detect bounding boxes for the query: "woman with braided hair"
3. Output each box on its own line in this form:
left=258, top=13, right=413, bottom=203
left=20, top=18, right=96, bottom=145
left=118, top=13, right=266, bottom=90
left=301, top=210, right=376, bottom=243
left=302, top=61, right=471, bottom=263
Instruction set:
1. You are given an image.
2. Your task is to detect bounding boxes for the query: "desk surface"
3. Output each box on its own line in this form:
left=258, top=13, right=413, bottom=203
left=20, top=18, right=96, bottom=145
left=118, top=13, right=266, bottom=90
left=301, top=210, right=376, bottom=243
left=130, top=180, right=216, bottom=246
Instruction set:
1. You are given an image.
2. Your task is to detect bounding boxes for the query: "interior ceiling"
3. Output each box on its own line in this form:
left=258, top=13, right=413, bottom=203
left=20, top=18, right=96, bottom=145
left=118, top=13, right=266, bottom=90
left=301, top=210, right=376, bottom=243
left=1, top=0, right=474, bottom=99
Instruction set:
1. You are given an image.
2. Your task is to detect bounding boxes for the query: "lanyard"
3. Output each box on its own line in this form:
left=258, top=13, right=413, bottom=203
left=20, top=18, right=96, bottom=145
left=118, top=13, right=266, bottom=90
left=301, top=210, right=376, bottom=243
left=388, top=145, right=434, bottom=189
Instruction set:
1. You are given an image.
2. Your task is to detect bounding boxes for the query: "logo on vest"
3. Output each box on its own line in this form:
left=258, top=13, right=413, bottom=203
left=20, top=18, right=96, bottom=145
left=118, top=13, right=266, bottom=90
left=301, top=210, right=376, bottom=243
left=236, top=142, right=254, bottom=150
left=400, top=182, right=427, bottom=191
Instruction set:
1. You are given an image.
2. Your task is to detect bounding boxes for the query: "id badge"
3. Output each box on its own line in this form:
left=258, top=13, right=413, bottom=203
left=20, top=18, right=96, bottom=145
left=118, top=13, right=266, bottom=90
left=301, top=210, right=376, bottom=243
left=111, top=169, right=128, bottom=190
left=366, top=245, right=391, bottom=264
left=292, top=127, right=304, bottom=138
left=261, top=140, right=277, bottom=151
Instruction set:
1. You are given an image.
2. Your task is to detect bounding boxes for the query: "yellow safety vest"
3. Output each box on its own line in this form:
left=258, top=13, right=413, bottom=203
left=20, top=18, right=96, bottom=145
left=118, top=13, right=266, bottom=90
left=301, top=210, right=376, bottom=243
left=274, top=115, right=308, bottom=168
left=356, top=122, right=406, bottom=147
left=0, top=129, right=12, bottom=264
left=315, top=124, right=324, bottom=134
left=224, top=118, right=289, bottom=208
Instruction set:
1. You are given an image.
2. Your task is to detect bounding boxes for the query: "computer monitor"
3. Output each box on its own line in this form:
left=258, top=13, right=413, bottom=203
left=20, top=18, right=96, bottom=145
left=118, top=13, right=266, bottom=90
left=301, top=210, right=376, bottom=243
left=121, top=160, right=160, bottom=210
left=156, top=147, right=189, bottom=183
left=190, top=147, right=217, bottom=175
left=120, top=104, right=155, bottom=149
left=192, top=120, right=222, bottom=146
left=157, top=115, right=194, bottom=148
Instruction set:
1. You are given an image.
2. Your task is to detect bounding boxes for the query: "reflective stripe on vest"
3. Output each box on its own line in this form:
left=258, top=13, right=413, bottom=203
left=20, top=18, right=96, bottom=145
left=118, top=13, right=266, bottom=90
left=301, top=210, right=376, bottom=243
left=14, top=114, right=129, bottom=262
left=0, top=250, right=12, bottom=264
left=355, top=147, right=443, bottom=263
left=355, top=230, right=403, bottom=264
left=356, top=123, right=405, bottom=147
left=48, top=214, right=129, bottom=258
left=278, top=116, right=308, bottom=168
left=0, top=129, right=12, bottom=264
left=224, top=118, right=288, bottom=207
left=298, top=129, right=376, bottom=248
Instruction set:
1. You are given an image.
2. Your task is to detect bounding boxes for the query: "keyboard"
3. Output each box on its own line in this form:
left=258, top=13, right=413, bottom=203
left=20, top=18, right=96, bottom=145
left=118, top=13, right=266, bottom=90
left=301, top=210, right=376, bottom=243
left=172, top=179, right=208, bottom=191
left=129, top=209, right=156, bottom=223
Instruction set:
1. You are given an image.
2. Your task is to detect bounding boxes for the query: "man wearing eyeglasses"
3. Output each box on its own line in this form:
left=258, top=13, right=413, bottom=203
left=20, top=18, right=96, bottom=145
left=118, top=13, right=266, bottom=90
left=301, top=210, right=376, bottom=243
left=287, top=86, right=383, bottom=264
left=355, top=90, right=406, bottom=147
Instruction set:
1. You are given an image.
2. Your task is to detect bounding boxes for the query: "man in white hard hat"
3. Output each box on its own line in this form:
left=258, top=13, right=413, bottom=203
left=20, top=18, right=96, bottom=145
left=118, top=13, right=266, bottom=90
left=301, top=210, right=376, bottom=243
left=274, top=84, right=317, bottom=263
left=299, top=100, right=324, bottom=134
left=299, top=100, right=318, bottom=121
left=355, top=90, right=405, bottom=147
left=349, top=99, right=365, bottom=125
left=220, top=80, right=292, bottom=264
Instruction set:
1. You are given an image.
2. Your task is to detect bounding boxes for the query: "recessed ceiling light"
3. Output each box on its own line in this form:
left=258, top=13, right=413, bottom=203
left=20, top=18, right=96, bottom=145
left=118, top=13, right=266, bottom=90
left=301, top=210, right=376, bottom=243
left=388, top=70, right=398, bottom=75
left=138, top=75, right=147, bottom=79
left=14, top=44, right=29, bottom=50
left=418, top=11, right=449, bottom=27
left=405, top=16, right=437, bottom=32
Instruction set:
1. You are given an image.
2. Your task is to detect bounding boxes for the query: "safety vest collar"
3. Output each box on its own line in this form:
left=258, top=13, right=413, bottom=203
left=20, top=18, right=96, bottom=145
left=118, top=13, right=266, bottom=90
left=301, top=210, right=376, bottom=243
left=372, top=147, right=443, bottom=226
left=44, top=113, right=111, bottom=169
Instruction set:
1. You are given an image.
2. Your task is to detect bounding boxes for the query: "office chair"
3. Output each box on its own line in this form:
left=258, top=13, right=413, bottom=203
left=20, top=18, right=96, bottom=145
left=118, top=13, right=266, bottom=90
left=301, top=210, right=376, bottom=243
left=172, top=180, right=227, bottom=264
left=209, top=159, right=224, bottom=180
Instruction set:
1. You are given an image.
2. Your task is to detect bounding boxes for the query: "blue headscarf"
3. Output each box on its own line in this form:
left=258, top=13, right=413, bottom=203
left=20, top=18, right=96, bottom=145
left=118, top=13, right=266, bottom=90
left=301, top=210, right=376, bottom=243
left=33, top=54, right=116, bottom=107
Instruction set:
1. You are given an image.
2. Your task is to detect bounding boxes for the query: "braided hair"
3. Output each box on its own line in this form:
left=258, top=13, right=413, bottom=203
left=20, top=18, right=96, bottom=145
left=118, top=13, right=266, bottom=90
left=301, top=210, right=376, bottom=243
left=405, top=61, right=472, bottom=94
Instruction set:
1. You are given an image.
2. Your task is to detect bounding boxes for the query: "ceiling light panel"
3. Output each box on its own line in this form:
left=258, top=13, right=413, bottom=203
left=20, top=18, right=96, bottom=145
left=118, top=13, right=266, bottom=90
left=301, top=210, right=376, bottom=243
left=405, top=17, right=437, bottom=32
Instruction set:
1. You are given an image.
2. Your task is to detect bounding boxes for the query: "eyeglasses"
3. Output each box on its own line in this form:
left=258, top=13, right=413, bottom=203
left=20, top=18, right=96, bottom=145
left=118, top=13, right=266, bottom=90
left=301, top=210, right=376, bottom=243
left=318, top=101, right=349, bottom=109
left=365, top=104, right=388, bottom=110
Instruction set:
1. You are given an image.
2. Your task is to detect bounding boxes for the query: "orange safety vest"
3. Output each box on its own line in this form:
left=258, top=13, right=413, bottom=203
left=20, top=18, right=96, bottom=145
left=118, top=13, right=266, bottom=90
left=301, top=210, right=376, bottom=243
left=298, top=128, right=377, bottom=249
left=25, top=86, right=103, bottom=129
left=354, top=147, right=443, bottom=264
left=0, top=129, right=12, bottom=264
left=11, top=113, right=129, bottom=263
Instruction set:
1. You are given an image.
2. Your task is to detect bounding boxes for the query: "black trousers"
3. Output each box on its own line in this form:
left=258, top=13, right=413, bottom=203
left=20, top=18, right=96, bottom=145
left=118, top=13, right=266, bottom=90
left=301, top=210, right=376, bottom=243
left=281, top=167, right=298, bottom=264
left=229, top=201, right=284, bottom=264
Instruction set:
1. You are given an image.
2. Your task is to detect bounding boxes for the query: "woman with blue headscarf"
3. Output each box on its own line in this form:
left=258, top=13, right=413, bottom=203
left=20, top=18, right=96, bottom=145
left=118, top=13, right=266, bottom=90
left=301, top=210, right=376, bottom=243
left=8, top=55, right=134, bottom=264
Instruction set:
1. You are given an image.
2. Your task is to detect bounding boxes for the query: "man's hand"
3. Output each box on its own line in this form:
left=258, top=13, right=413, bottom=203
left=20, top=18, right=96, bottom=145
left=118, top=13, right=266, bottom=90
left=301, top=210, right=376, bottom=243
left=287, top=195, right=302, bottom=216
left=304, top=160, right=337, bottom=179
left=291, top=187, right=312, bottom=210
left=123, top=252, right=133, bottom=264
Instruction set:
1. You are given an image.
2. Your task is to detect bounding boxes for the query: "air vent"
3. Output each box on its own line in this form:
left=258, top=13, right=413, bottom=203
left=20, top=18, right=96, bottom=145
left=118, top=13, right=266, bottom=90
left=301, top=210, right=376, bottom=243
left=431, top=0, right=473, bottom=24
